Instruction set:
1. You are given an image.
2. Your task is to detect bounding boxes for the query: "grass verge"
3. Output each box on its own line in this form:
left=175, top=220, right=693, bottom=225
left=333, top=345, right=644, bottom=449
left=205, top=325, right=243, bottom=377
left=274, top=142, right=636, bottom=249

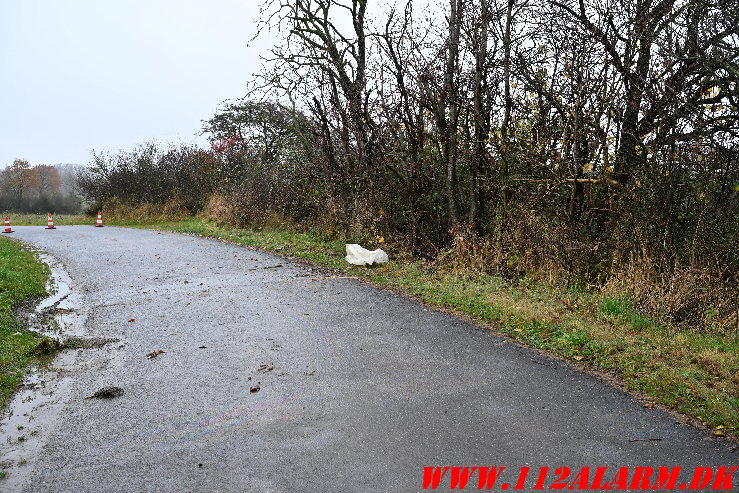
left=7, top=214, right=739, bottom=439
left=0, top=237, right=52, bottom=409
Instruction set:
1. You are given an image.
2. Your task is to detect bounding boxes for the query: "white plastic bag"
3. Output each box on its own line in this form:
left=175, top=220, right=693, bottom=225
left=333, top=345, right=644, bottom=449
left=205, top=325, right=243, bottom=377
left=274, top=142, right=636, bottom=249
left=345, top=244, right=389, bottom=266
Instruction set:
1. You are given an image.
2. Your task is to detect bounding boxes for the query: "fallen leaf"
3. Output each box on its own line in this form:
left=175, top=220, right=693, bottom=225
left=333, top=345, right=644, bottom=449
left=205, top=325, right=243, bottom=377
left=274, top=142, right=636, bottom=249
left=250, top=385, right=261, bottom=393
left=128, top=318, right=136, bottom=323
left=146, top=350, right=166, bottom=359
left=513, top=328, right=523, bottom=332
left=713, top=430, right=726, bottom=437
left=643, top=402, right=655, bottom=408
left=573, top=355, right=584, bottom=361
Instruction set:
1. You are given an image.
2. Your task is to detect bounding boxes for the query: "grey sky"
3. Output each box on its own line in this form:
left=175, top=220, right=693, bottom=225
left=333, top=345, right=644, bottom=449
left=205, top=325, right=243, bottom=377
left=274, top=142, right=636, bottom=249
left=0, top=0, right=275, bottom=168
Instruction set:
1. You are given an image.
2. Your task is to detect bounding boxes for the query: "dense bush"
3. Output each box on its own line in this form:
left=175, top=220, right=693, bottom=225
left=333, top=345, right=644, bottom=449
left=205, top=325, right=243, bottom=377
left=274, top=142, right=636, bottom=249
left=78, top=143, right=216, bottom=214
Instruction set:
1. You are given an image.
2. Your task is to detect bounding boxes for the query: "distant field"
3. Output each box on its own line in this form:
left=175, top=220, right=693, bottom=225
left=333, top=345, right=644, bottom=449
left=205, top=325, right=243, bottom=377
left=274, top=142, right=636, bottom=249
left=2, top=214, right=91, bottom=227
left=2, top=212, right=179, bottom=227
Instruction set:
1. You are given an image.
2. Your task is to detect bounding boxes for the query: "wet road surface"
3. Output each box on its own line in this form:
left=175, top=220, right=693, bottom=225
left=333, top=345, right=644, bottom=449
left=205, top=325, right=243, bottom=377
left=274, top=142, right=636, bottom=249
left=2, top=226, right=737, bottom=492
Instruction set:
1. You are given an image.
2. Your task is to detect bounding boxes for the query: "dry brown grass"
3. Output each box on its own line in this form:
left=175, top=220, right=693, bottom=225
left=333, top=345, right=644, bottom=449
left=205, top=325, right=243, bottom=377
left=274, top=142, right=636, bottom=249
left=201, top=194, right=235, bottom=226
left=200, top=193, right=298, bottom=233
left=437, top=207, right=592, bottom=284
left=604, top=256, right=738, bottom=335
left=103, top=197, right=191, bottom=223
left=433, top=207, right=738, bottom=336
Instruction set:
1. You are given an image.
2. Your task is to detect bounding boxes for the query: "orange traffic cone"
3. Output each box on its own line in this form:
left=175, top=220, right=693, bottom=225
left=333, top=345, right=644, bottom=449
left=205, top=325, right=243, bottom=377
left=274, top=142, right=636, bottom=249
left=46, top=213, right=56, bottom=229
left=95, top=211, right=104, bottom=227
left=2, top=216, right=13, bottom=234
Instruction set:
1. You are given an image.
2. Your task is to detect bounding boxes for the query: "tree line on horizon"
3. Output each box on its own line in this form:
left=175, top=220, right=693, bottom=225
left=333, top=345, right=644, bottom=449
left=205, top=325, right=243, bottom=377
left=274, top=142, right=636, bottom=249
left=0, top=160, right=83, bottom=214
left=79, top=0, right=738, bottom=332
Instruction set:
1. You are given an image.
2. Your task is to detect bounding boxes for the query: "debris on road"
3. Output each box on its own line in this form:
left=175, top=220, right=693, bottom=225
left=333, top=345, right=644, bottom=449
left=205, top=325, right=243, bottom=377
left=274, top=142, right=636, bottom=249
left=127, top=318, right=136, bottom=323
left=146, top=350, right=166, bottom=359
left=87, top=387, right=124, bottom=399
left=250, top=385, right=261, bottom=393
left=345, top=244, right=388, bottom=266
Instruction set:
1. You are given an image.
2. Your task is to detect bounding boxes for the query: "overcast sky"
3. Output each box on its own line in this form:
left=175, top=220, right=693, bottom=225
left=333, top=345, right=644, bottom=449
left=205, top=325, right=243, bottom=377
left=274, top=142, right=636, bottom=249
left=0, top=1, right=277, bottom=168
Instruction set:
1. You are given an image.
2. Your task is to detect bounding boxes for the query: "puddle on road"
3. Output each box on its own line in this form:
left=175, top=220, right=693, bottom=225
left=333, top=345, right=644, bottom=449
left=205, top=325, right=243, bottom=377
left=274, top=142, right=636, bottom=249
left=0, top=252, right=87, bottom=490
left=27, top=253, right=86, bottom=338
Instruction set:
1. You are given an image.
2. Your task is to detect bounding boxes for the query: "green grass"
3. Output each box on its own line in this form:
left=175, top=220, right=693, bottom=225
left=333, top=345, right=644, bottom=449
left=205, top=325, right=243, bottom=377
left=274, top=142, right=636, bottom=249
left=7, top=214, right=739, bottom=438
left=0, top=237, right=51, bottom=408
left=2, top=213, right=90, bottom=227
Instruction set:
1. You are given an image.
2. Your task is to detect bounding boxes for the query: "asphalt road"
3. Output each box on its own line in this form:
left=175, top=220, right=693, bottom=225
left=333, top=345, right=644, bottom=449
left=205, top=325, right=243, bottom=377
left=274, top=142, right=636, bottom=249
left=2, top=226, right=737, bottom=492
